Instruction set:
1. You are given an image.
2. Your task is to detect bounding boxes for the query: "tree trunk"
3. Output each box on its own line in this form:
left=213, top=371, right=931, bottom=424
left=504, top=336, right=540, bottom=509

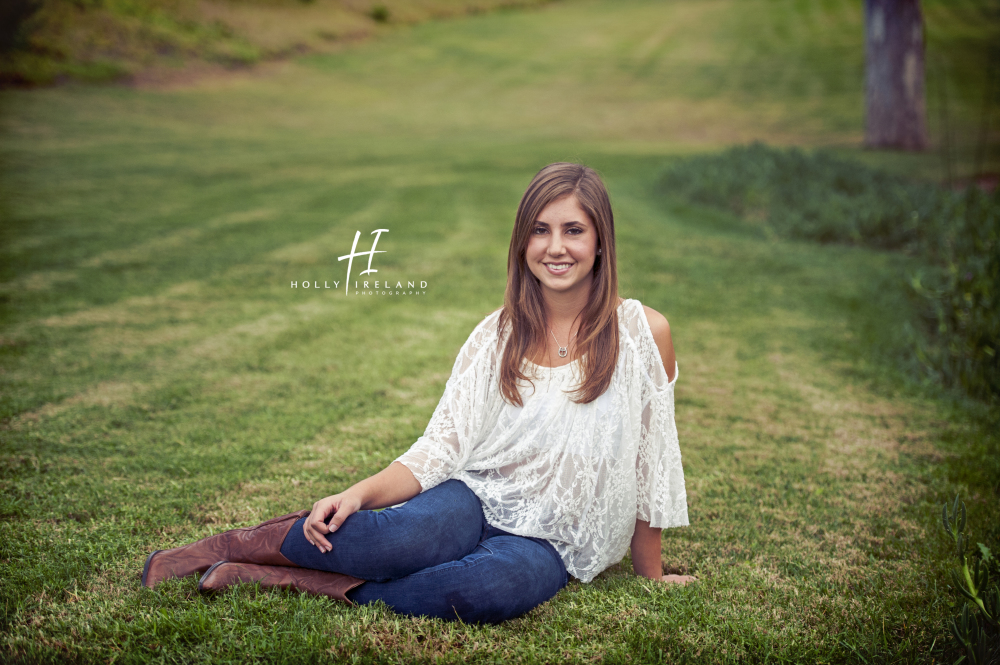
left=864, top=0, right=929, bottom=150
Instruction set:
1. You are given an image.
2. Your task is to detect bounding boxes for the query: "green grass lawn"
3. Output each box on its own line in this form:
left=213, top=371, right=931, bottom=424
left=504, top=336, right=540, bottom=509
left=1, top=0, right=998, bottom=662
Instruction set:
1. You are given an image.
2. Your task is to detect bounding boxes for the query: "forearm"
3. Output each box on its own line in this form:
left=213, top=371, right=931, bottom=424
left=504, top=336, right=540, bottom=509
left=630, top=519, right=663, bottom=579
left=342, top=461, right=422, bottom=510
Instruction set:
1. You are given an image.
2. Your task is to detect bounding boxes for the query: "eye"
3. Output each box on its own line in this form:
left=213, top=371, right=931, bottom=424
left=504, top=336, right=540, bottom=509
left=532, top=226, right=548, bottom=234
left=567, top=227, right=583, bottom=235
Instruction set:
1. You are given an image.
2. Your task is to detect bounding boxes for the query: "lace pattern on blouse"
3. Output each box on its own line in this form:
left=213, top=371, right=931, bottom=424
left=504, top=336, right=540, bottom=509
left=394, top=299, right=689, bottom=582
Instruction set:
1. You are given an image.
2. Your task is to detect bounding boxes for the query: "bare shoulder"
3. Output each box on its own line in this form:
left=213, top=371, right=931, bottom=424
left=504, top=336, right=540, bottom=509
left=642, top=305, right=671, bottom=339
left=641, top=305, right=677, bottom=381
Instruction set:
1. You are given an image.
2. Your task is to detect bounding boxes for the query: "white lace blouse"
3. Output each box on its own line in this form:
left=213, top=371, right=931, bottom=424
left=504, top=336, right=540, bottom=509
left=395, top=298, right=689, bottom=583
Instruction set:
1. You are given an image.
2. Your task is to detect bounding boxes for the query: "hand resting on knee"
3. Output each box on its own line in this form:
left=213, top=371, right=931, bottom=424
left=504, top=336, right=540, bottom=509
left=303, top=461, right=422, bottom=553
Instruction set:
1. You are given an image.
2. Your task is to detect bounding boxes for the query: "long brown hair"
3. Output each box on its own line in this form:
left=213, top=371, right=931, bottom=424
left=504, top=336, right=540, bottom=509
left=496, top=162, right=620, bottom=407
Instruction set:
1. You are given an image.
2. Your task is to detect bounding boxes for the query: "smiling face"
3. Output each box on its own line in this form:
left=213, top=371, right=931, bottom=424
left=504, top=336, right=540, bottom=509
left=525, top=193, right=599, bottom=299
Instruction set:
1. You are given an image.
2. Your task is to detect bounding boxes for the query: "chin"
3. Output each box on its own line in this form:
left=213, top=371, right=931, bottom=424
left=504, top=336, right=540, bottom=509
left=531, top=265, right=592, bottom=291
left=541, top=278, right=586, bottom=294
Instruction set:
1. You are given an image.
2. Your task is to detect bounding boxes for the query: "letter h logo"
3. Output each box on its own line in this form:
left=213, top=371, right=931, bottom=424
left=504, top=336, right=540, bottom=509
left=338, top=229, right=389, bottom=294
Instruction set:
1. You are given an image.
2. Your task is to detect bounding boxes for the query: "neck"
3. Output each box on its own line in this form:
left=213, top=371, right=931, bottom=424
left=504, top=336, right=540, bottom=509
left=540, top=278, right=593, bottom=331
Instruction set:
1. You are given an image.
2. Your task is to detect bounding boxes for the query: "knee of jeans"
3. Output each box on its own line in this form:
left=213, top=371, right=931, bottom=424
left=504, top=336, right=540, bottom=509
left=422, top=480, right=484, bottom=530
left=436, top=479, right=479, bottom=507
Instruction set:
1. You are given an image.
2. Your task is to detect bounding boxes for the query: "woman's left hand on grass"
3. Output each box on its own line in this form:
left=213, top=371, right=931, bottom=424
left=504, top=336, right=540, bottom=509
left=658, top=574, right=697, bottom=585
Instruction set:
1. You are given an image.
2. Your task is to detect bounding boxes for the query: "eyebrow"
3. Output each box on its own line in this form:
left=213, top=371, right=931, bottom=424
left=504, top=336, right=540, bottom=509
left=533, top=220, right=586, bottom=227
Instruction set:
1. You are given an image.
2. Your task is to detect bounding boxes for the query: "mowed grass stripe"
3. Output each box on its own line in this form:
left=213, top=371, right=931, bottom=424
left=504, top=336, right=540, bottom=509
left=2, top=176, right=488, bottom=420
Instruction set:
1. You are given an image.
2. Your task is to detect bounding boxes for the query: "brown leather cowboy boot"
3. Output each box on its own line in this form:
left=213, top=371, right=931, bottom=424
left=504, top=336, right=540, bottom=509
left=198, top=562, right=364, bottom=605
left=141, top=509, right=310, bottom=589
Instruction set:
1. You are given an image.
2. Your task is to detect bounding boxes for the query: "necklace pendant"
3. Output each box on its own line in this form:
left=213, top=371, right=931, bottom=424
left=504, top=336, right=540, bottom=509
left=558, top=347, right=568, bottom=358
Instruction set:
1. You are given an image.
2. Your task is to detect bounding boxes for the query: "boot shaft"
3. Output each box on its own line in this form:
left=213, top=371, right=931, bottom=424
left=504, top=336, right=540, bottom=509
left=199, top=561, right=364, bottom=605
left=142, top=509, right=310, bottom=588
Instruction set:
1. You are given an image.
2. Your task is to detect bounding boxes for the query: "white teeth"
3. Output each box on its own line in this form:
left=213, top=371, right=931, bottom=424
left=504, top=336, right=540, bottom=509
left=548, top=264, right=571, bottom=270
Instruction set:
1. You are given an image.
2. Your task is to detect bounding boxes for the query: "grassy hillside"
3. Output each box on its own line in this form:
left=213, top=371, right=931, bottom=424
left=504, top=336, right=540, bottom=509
left=1, top=0, right=998, bottom=662
left=0, top=0, right=558, bottom=85
left=3, top=0, right=998, bottom=179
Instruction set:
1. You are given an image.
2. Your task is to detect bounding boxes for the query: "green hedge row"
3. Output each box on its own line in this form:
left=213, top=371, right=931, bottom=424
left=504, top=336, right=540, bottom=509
left=659, top=142, right=999, bottom=403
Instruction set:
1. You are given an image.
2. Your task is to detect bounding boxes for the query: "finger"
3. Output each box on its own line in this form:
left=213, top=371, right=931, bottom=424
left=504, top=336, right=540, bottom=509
left=304, top=519, right=332, bottom=552
left=306, top=502, right=333, bottom=535
left=327, top=505, right=356, bottom=533
left=304, top=513, right=326, bottom=542
left=661, top=574, right=695, bottom=585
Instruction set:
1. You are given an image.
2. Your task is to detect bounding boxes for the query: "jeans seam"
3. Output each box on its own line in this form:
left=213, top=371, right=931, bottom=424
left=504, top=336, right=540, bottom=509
left=478, top=505, right=489, bottom=543
left=478, top=530, right=567, bottom=588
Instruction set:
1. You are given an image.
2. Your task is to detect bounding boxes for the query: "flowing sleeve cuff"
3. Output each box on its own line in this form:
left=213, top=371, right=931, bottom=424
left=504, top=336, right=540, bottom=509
left=394, top=438, right=457, bottom=493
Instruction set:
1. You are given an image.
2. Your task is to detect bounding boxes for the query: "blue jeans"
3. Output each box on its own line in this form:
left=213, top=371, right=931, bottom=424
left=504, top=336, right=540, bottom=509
left=279, top=479, right=569, bottom=624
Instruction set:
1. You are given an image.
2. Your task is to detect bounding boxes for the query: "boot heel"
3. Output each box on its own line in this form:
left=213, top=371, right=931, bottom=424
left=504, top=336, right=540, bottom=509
left=141, top=550, right=163, bottom=588
left=198, top=561, right=229, bottom=593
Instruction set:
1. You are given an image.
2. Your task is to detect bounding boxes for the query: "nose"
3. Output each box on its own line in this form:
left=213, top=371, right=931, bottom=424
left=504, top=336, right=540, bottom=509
left=547, top=230, right=566, bottom=256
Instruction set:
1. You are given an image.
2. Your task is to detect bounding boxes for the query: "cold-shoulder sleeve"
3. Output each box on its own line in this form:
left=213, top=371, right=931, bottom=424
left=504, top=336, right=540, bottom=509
left=394, top=310, right=502, bottom=492
left=634, top=306, right=689, bottom=529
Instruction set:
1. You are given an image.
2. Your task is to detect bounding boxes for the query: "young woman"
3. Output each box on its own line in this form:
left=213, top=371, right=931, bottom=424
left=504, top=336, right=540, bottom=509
left=142, top=162, right=694, bottom=624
